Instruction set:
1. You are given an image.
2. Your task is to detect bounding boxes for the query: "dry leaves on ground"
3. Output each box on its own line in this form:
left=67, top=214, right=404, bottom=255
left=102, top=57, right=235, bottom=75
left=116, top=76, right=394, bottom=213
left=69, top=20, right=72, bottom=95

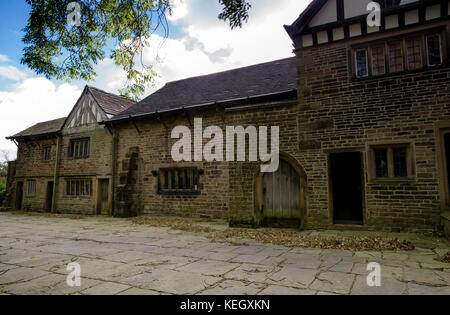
left=435, top=252, right=450, bottom=264
left=11, top=211, right=84, bottom=220
left=131, top=217, right=216, bottom=233
left=210, top=229, right=415, bottom=251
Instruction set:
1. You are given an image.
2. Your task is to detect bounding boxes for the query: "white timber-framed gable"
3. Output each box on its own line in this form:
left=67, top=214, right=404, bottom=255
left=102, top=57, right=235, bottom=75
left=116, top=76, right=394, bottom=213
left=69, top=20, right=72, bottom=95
left=286, top=0, right=449, bottom=49
left=62, top=88, right=109, bottom=135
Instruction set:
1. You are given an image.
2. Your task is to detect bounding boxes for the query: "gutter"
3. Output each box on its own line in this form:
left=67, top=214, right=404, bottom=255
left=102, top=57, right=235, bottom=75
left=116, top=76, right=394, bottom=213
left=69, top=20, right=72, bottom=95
left=6, top=131, right=61, bottom=141
left=100, top=89, right=297, bottom=126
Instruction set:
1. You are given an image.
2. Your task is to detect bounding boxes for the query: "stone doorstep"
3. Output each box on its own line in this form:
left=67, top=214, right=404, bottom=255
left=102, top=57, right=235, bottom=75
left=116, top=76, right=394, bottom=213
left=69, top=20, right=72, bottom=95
left=442, top=211, right=450, bottom=240
left=442, top=211, right=450, bottom=221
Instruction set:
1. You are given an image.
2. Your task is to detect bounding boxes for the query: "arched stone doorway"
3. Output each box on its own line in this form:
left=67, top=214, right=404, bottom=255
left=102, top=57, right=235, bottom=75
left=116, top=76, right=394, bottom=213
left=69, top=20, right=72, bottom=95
left=255, top=155, right=307, bottom=228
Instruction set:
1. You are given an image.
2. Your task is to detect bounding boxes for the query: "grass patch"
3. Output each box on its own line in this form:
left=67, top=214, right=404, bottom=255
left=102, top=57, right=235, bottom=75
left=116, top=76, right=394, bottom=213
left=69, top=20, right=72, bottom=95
left=210, top=229, right=415, bottom=251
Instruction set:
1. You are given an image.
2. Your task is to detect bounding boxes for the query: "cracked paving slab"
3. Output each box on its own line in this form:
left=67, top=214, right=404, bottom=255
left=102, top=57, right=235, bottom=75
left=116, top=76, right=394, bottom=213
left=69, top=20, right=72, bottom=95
left=0, top=212, right=449, bottom=295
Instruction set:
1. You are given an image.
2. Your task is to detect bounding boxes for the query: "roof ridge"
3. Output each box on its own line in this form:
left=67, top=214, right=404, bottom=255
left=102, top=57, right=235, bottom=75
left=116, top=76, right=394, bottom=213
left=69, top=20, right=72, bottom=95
left=86, top=85, right=134, bottom=102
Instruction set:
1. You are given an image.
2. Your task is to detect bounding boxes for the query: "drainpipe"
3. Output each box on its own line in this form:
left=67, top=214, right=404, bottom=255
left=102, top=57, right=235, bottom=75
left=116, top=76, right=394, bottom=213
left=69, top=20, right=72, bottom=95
left=111, top=125, right=118, bottom=217
left=51, top=135, right=62, bottom=213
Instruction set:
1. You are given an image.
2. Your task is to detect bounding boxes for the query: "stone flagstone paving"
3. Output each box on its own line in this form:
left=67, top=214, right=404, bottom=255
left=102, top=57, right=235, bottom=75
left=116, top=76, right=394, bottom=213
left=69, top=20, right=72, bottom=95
left=0, top=213, right=449, bottom=295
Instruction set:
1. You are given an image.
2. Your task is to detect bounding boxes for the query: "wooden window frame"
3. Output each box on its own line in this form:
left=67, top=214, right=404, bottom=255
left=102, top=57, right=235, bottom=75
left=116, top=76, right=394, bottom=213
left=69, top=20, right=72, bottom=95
left=26, top=180, right=36, bottom=197
left=68, top=138, right=90, bottom=159
left=367, top=142, right=415, bottom=182
left=157, top=168, right=201, bottom=195
left=66, top=179, right=93, bottom=197
left=351, top=27, right=446, bottom=79
left=405, top=35, right=424, bottom=71
left=387, top=39, right=405, bottom=73
left=370, top=44, right=387, bottom=76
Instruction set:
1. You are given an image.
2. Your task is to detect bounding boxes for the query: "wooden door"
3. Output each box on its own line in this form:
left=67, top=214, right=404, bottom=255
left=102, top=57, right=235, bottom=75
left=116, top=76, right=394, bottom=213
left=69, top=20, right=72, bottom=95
left=99, top=179, right=110, bottom=215
left=45, top=182, right=53, bottom=212
left=16, top=182, right=23, bottom=211
left=263, top=160, right=303, bottom=220
left=445, top=133, right=450, bottom=205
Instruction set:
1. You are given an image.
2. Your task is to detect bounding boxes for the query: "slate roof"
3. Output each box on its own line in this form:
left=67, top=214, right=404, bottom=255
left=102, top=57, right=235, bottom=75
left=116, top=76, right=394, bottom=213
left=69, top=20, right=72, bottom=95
left=7, top=117, right=66, bottom=140
left=7, top=86, right=134, bottom=140
left=86, top=86, right=135, bottom=116
left=112, top=57, right=298, bottom=121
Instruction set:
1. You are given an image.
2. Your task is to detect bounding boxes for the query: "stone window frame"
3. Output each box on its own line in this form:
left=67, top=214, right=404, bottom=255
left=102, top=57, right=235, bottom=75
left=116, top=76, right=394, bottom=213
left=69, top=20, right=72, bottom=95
left=366, top=141, right=416, bottom=182
left=65, top=178, right=93, bottom=198
left=26, top=180, right=36, bottom=197
left=157, top=168, right=201, bottom=196
left=68, top=138, right=90, bottom=159
left=351, top=27, right=446, bottom=78
left=43, top=146, right=51, bottom=161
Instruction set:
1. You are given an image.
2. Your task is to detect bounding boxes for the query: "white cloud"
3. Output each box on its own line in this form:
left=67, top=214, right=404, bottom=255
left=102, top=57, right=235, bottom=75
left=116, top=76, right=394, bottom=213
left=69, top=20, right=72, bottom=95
left=0, top=66, right=28, bottom=81
left=97, top=0, right=308, bottom=96
left=0, top=78, right=82, bottom=158
left=168, top=0, right=189, bottom=21
left=0, top=0, right=308, bottom=159
left=0, top=54, right=9, bottom=63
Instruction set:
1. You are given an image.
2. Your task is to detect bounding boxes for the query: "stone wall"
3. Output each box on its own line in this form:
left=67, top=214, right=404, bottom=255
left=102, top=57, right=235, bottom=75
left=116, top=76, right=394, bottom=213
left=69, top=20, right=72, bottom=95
left=10, top=138, right=57, bottom=212
left=114, top=111, right=230, bottom=219
left=294, top=39, right=450, bottom=232
left=56, top=128, right=114, bottom=215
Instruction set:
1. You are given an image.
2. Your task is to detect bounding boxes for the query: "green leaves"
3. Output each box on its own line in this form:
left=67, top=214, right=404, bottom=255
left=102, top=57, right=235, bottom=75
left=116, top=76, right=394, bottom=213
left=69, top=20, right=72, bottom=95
left=21, top=0, right=251, bottom=101
left=218, top=0, right=251, bottom=29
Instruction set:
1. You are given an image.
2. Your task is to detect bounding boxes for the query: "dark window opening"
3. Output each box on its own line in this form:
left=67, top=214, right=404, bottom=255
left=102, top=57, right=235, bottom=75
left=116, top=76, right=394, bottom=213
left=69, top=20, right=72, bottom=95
left=375, top=149, right=388, bottom=178
left=356, top=49, right=368, bottom=77
left=393, top=148, right=408, bottom=178
left=69, top=138, right=90, bottom=158
left=43, top=147, right=51, bottom=161
left=158, top=168, right=200, bottom=195
left=426, top=34, right=442, bottom=66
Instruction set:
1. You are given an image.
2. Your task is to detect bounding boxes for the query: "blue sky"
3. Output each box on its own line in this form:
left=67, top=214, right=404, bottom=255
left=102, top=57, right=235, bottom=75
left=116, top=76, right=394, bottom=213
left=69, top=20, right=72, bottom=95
left=0, top=0, right=310, bottom=160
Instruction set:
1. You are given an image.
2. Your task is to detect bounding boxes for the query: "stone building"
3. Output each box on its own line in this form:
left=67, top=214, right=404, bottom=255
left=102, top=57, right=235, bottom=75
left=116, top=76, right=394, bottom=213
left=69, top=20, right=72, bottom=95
left=5, top=0, right=450, bottom=234
left=6, top=86, right=134, bottom=215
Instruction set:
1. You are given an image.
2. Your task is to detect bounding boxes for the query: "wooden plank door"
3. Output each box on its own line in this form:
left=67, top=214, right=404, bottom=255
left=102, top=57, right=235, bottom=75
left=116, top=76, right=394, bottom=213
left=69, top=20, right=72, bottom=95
left=16, top=182, right=23, bottom=211
left=45, top=182, right=53, bottom=213
left=263, top=160, right=302, bottom=219
left=99, top=179, right=110, bottom=215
